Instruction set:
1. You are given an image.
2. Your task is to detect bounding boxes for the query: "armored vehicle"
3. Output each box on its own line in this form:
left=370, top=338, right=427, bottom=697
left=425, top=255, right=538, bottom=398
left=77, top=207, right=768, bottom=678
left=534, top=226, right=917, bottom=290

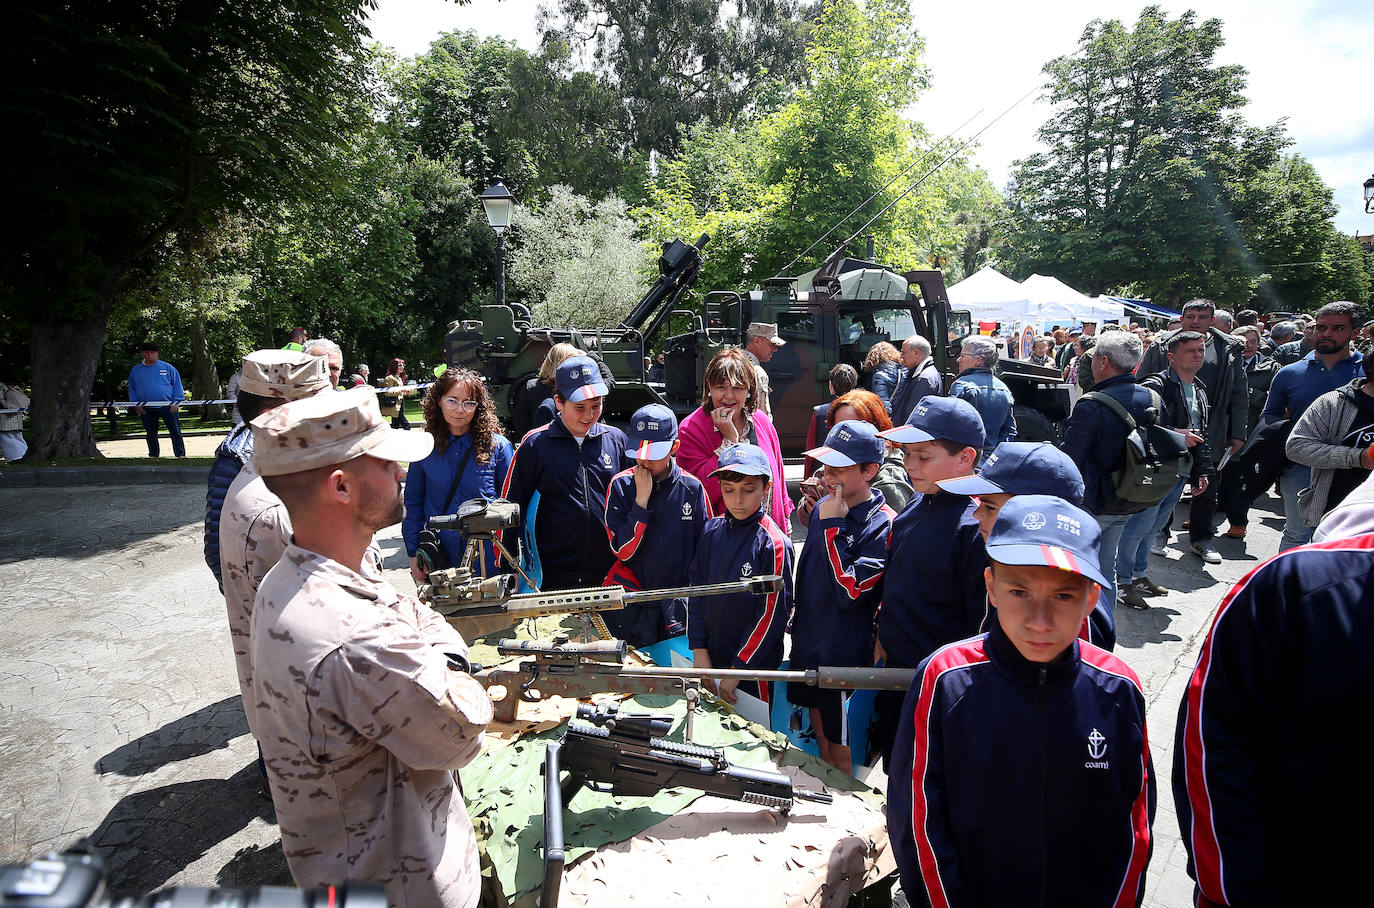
left=446, top=238, right=1070, bottom=452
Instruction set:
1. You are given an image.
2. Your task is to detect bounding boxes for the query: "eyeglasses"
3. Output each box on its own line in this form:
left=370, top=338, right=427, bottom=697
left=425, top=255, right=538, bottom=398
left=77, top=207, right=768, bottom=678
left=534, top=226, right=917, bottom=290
left=442, top=397, right=478, bottom=411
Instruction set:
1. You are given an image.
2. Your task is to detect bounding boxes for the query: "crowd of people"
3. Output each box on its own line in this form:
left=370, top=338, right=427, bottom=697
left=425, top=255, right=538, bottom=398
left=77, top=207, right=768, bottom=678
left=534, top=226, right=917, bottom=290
left=183, top=297, right=1374, bottom=908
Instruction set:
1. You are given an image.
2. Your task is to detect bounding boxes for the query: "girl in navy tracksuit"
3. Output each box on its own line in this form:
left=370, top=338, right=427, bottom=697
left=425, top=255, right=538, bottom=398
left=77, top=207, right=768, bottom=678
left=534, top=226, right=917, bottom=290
left=601, top=405, right=710, bottom=646
left=686, top=444, right=793, bottom=705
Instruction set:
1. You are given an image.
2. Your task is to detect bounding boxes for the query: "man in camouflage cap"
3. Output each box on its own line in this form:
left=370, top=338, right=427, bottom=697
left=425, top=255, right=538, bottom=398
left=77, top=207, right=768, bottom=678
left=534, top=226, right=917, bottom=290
left=248, top=387, right=492, bottom=908
left=218, top=349, right=333, bottom=729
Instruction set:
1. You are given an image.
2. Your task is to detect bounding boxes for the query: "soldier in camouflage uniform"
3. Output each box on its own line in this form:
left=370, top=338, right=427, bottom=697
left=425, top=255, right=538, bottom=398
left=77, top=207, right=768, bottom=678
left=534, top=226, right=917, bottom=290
left=218, top=350, right=332, bottom=736
left=248, top=387, right=492, bottom=908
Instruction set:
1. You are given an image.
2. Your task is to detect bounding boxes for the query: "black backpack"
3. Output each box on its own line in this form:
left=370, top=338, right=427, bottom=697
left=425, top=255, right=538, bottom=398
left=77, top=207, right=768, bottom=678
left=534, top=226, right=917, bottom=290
left=1080, top=389, right=1193, bottom=511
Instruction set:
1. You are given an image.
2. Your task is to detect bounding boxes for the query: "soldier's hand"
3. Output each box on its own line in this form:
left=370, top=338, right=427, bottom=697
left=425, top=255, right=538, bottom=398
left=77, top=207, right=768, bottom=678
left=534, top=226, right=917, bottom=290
left=409, top=555, right=429, bottom=584
left=633, top=462, right=654, bottom=506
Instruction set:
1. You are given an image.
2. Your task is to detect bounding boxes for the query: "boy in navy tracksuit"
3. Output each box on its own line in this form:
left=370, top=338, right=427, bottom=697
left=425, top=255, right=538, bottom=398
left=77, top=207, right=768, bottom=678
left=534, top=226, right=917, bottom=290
left=789, top=420, right=897, bottom=773
left=937, top=440, right=1117, bottom=651
left=888, top=496, right=1155, bottom=908
left=602, top=404, right=709, bottom=646
left=687, top=443, right=793, bottom=705
left=872, top=397, right=988, bottom=762
left=502, top=354, right=631, bottom=590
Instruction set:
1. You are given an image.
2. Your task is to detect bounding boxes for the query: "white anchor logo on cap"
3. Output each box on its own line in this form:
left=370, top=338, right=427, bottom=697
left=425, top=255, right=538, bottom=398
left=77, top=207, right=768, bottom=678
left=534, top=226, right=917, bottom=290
left=1022, top=511, right=1047, bottom=531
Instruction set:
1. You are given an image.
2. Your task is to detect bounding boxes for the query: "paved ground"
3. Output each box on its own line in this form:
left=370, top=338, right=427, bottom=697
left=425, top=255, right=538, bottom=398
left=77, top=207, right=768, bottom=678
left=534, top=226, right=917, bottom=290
left=0, top=481, right=1287, bottom=901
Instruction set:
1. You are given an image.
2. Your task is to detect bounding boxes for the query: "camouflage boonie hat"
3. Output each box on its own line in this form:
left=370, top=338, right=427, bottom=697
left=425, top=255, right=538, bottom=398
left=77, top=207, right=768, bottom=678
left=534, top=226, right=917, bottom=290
left=251, top=386, right=434, bottom=476
left=238, top=349, right=331, bottom=399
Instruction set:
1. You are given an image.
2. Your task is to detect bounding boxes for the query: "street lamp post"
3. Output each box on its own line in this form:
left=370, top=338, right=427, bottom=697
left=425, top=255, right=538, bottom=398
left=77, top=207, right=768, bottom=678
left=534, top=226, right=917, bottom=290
left=480, top=179, right=515, bottom=306
left=1364, top=174, right=1374, bottom=214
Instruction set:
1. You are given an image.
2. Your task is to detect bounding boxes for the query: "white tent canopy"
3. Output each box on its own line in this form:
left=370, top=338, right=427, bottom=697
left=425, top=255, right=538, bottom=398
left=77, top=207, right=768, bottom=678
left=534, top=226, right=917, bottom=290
left=1019, top=273, right=1125, bottom=323
left=946, top=266, right=1032, bottom=322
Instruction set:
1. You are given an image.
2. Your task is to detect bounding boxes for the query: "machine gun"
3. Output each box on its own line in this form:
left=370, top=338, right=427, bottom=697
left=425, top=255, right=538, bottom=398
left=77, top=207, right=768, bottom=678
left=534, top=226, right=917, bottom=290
left=538, top=703, right=833, bottom=903
left=417, top=499, right=782, bottom=625
left=478, top=636, right=917, bottom=727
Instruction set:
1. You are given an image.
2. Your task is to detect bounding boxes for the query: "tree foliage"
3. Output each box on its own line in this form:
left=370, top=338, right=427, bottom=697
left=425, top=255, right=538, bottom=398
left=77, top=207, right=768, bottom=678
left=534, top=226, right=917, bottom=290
left=2, top=0, right=377, bottom=456
left=540, top=0, right=814, bottom=156
left=507, top=185, right=647, bottom=328
left=1003, top=5, right=1366, bottom=309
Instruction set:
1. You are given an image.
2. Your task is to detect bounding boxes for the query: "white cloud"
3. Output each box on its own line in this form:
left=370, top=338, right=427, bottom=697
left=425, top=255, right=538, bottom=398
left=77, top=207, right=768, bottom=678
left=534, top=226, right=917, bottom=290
left=368, top=0, right=1374, bottom=235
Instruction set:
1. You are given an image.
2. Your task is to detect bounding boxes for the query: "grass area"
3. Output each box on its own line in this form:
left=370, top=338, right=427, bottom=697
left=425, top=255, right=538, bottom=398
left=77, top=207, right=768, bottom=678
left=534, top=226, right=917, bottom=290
left=89, top=399, right=422, bottom=438
left=0, top=455, right=217, bottom=470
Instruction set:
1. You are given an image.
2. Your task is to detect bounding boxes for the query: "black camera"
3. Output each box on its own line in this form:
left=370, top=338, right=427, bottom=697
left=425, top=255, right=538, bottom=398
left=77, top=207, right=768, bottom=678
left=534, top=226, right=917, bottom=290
left=0, top=846, right=385, bottom=908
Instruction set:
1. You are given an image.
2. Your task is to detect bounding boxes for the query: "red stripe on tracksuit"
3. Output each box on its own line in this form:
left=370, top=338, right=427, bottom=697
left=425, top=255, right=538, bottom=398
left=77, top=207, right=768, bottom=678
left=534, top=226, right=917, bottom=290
left=910, top=640, right=989, bottom=908
left=603, top=468, right=648, bottom=560
left=736, top=516, right=787, bottom=665
left=824, top=526, right=885, bottom=599
left=1180, top=532, right=1374, bottom=907
left=1079, top=645, right=1152, bottom=908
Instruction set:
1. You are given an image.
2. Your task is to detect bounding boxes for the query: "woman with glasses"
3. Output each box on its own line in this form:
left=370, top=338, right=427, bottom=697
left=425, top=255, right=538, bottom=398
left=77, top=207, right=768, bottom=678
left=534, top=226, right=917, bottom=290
left=404, top=369, right=515, bottom=584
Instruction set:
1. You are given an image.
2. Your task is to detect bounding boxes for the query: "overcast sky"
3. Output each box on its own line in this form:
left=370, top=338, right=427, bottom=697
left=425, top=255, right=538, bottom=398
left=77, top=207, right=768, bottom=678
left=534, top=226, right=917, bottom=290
left=369, top=0, right=1373, bottom=239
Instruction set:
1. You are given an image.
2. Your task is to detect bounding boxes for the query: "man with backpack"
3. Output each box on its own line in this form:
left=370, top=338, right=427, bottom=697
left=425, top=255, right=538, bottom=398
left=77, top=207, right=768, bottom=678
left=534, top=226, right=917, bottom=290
left=1061, top=331, right=1189, bottom=609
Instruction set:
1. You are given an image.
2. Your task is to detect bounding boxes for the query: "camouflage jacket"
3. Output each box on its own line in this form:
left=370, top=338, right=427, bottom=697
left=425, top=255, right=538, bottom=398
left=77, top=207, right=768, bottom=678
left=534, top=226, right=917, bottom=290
left=250, top=543, right=491, bottom=908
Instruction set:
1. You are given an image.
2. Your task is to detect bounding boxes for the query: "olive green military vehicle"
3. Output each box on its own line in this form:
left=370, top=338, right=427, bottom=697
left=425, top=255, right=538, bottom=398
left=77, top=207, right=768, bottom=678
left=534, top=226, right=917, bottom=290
left=445, top=237, right=1070, bottom=452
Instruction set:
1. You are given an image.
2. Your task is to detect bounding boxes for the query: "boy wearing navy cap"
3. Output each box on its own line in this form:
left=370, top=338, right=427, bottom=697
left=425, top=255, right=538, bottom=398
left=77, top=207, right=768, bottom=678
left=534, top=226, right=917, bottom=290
left=887, top=496, right=1154, bottom=908
left=938, top=440, right=1117, bottom=651
left=502, top=355, right=632, bottom=590
left=871, top=397, right=988, bottom=764
left=687, top=443, right=793, bottom=705
left=601, top=404, right=710, bottom=646
left=789, top=420, right=898, bottom=773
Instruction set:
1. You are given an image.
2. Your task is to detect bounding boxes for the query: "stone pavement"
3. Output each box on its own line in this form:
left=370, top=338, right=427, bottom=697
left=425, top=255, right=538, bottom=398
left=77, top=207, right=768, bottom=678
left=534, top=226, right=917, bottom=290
left=0, top=482, right=1289, bottom=901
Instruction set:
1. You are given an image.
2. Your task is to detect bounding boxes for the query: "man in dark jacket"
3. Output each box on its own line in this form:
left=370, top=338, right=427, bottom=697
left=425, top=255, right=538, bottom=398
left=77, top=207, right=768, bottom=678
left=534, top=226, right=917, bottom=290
left=1060, top=331, right=1158, bottom=607
left=887, top=334, right=941, bottom=424
left=1137, top=299, right=1246, bottom=563
left=1214, top=326, right=1279, bottom=538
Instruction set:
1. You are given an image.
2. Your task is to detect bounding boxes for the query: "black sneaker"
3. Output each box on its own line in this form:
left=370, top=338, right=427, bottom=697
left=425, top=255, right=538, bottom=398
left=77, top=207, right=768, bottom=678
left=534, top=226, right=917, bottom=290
left=1120, top=585, right=1150, bottom=610
left=1133, top=576, right=1167, bottom=596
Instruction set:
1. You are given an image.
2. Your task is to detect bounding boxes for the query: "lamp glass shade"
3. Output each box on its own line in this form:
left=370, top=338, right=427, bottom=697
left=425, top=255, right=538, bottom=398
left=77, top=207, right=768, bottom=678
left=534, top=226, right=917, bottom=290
left=481, top=182, right=515, bottom=233
left=1364, top=175, right=1374, bottom=202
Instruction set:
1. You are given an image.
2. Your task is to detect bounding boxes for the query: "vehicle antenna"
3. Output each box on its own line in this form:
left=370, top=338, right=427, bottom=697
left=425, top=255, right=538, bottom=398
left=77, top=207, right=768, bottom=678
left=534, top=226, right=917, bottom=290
left=771, top=109, right=983, bottom=279
left=823, top=86, right=1037, bottom=269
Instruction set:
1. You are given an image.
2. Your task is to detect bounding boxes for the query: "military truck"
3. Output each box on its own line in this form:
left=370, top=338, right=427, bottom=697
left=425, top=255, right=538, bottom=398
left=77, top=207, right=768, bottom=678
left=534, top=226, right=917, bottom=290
left=445, top=237, right=1070, bottom=451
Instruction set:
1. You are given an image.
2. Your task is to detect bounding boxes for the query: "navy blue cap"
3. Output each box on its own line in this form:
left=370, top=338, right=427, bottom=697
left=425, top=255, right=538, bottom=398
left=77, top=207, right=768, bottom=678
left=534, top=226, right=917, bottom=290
left=878, top=396, right=986, bottom=450
left=626, top=403, right=678, bottom=460
left=556, top=355, right=609, bottom=403
left=709, top=443, right=772, bottom=478
left=804, top=419, right=885, bottom=467
left=937, top=441, right=1085, bottom=503
left=985, top=495, right=1110, bottom=589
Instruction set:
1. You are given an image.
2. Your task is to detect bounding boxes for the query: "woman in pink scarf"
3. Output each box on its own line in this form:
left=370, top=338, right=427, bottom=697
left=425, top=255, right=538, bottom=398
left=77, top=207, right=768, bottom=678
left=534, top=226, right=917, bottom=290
left=677, top=348, right=793, bottom=531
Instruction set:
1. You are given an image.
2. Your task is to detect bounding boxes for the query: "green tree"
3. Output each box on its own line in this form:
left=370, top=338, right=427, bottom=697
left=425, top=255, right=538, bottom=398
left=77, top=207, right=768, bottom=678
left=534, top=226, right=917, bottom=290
left=507, top=185, right=647, bottom=328
left=1, top=1, right=376, bottom=456
left=541, top=0, right=814, bottom=156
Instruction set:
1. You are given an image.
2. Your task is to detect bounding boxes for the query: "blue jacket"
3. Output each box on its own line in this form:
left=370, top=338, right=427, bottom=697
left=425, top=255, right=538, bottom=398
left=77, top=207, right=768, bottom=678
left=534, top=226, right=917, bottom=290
left=790, top=489, right=896, bottom=670
left=203, top=423, right=253, bottom=589
left=1261, top=350, right=1364, bottom=424
left=889, top=360, right=943, bottom=424
left=686, top=508, right=793, bottom=671
left=602, top=462, right=709, bottom=645
left=403, top=431, right=515, bottom=572
left=889, top=614, right=1154, bottom=908
left=949, top=367, right=1016, bottom=455
left=869, top=361, right=902, bottom=414
left=501, top=417, right=631, bottom=590
left=878, top=491, right=987, bottom=669
left=1061, top=373, right=1161, bottom=515
left=128, top=360, right=183, bottom=404
left=1174, top=533, right=1374, bottom=907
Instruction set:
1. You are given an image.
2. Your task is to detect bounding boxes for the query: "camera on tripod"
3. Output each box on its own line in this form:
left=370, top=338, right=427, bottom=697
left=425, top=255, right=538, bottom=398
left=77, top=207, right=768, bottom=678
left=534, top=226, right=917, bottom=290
left=0, top=844, right=384, bottom=908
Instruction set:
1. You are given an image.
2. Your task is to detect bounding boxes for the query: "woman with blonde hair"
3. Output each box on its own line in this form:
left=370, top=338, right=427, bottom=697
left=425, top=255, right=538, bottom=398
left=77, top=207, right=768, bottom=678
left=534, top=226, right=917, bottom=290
left=404, top=368, right=515, bottom=582
left=862, top=341, right=903, bottom=414
left=508, top=342, right=584, bottom=440
left=677, top=347, right=793, bottom=530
